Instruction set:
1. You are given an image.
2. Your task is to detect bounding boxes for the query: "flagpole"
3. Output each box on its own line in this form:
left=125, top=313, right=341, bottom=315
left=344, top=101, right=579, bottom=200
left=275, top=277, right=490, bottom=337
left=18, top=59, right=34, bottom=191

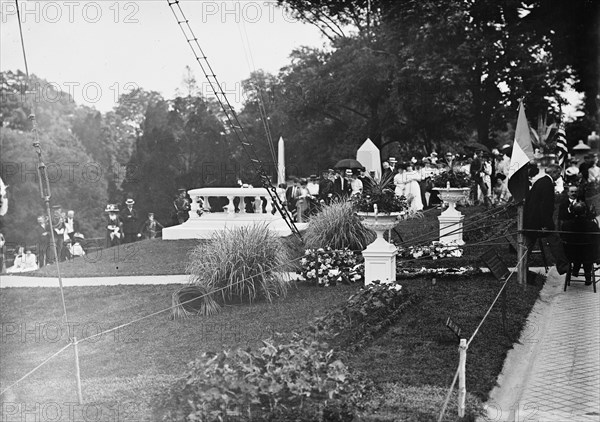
left=507, top=99, right=535, bottom=286
left=517, top=203, right=526, bottom=286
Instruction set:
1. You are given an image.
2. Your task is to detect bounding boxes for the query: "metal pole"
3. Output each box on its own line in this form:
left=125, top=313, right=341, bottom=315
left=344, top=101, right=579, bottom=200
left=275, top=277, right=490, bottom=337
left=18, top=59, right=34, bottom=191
left=458, top=338, right=467, bottom=418
left=517, top=204, right=526, bottom=286
left=30, top=114, right=69, bottom=323
left=72, top=337, right=84, bottom=404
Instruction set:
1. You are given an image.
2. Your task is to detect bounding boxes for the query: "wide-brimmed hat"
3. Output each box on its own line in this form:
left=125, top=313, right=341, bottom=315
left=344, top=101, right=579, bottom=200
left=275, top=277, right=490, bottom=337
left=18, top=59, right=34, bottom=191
left=178, top=188, right=187, bottom=193
left=105, top=204, right=119, bottom=213
left=125, top=198, right=135, bottom=205
left=74, top=232, right=84, bottom=239
left=389, top=157, right=397, bottom=163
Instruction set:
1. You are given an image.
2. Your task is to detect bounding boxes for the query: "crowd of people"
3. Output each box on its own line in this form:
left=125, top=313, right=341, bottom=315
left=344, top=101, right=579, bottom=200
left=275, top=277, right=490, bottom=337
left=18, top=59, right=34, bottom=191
left=277, top=147, right=515, bottom=222
left=523, top=161, right=599, bottom=284
left=1, top=150, right=598, bottom=275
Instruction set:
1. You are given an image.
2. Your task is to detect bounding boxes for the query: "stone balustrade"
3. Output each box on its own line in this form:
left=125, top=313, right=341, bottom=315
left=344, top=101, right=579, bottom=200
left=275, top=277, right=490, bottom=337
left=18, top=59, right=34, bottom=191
left=162, top=187, right=303, bottom=240
left=188, top=187, right=282, bottom=218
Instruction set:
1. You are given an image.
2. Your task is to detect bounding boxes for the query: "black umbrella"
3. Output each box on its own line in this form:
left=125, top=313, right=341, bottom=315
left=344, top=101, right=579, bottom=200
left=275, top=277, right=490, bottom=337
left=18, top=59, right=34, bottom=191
left=334, top=158, right=365, bottom=170
left=465, top=143, right=491, bottom=154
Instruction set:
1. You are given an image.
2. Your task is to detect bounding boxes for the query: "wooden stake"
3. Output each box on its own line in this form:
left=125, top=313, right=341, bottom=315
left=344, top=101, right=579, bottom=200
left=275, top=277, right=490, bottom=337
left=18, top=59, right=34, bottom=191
left=517, top=204, right=526, bottom=286
left=72, top=337, right=84, bottom=404
left=458, top=339, right=467, bottom=417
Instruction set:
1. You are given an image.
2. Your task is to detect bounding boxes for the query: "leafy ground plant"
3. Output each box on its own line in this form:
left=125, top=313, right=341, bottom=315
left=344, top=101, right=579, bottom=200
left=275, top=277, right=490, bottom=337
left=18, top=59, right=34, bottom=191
left=160, top=335, right=367, bottom=422
left=303, top=200, right=375, bottom=251
left=178, top=224, right=293, bottom=315
left=310, top=282, right=419, bottom=352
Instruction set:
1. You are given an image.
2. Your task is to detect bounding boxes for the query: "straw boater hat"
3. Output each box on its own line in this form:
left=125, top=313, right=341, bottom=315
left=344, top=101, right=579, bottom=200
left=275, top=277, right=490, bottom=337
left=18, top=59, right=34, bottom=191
left=105, top=204, right=119, bottom=213
left=125, top=198, right=135, bottom=205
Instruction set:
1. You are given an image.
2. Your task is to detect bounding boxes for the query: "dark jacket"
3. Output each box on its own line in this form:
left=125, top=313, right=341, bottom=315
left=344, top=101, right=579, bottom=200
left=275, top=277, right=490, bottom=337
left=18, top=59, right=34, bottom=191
left=561, top=217, right=600, bottom=264
left=332, top=176, right=351, bottom=199
left=120, top=207, right=138, bottom=234
left=524, top=175, right=555, bottom=233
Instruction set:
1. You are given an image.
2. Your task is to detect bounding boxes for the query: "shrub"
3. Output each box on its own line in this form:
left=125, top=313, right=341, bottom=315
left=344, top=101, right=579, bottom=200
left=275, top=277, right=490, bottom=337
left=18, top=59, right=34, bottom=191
left=298, top=247, right=363, bottom=287
left=178, top=224, right=292, bottom=316
left=304, top=200, right=375, bottom=251
left=161, top=335, right=367, bottom=421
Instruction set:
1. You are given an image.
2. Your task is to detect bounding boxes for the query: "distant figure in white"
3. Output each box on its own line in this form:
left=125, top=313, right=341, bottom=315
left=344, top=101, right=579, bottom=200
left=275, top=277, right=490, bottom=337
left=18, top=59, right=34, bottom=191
left=7, top=246, right=38, bottom=273
left=394, top=164, right=423, bottom=212
left=0, top=177, right=7, bottom=216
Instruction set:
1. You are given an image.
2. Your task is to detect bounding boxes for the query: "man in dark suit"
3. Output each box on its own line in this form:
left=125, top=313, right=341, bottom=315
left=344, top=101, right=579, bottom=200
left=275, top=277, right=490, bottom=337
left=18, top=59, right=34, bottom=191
left=50, top=205, right=66, bottom=263
left=318, top=170, right=334, bottom=205
left=561, top=201, right=599, bottom=285
left=34, top=216, right=49, bottom=267
left=557, top=184, right=585, bottom=230
left=285, top=177, right=299, bottom=210
left=332, top=170, right=352, bottom=200
left=523, top=164, right=570, bottom=275
left=121, top=198, right=140, bottom=243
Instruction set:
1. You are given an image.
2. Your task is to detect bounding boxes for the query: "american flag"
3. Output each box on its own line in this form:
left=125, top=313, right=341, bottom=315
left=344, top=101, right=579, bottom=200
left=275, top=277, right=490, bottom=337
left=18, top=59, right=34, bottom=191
left=556, top=122, right=568, bottom=172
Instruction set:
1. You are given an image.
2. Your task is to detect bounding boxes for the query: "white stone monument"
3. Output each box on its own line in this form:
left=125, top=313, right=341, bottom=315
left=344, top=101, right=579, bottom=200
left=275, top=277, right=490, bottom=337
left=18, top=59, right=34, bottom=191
left=356, top=138, right=382, bottom=181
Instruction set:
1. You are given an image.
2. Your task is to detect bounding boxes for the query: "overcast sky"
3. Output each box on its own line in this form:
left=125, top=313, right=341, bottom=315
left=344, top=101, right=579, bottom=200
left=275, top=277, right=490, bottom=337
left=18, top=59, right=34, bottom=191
left=1, top=0, right=582, bottom=119
left=0, top=0, right=326, bottom=112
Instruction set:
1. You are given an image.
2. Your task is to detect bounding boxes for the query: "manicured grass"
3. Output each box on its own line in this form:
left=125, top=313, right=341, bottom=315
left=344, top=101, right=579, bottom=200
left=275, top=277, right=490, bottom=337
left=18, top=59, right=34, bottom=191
left=0, top=273, right=542, bottom=421
left=0, top=202, right=555, bottom=420
left=352, top=274, right=543, bottom=421
left=0, top=282, right=359, bottom=420
left=27, top=234, right=305, bottom=278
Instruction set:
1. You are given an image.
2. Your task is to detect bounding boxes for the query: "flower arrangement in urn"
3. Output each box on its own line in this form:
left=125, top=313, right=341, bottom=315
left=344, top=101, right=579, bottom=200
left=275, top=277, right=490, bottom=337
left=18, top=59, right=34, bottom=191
left=351, top=172, right=408, bottom=214
left=431, top=154, right=471, bottom=188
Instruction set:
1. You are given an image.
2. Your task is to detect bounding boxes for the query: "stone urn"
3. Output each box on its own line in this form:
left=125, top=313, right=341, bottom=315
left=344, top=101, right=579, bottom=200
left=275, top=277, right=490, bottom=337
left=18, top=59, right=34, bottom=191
left=434, top=183, right=470, bottom=244
left=357, top=211, right=403, bottom=242
left=435, top=185, right=470, bottom=217
left=357, top=208, right=401, bottom=285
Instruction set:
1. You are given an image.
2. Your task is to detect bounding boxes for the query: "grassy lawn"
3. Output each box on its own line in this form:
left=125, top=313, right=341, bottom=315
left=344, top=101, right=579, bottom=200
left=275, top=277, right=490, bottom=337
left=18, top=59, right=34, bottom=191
left=0, top=282, right=359, bottom=420
left=27, top=235, right=304, bottom=278
left=0, top=202, right=556, bottom=421
left=0, top=274, right=542, bottom=421
left=352, top=275, right=542, bottom=421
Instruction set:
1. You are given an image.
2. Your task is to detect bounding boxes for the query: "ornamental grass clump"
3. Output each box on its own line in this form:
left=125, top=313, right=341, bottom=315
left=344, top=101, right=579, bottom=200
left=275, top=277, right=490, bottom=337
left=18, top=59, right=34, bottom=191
left=304, top=200, right=375, bottom=251
left=175, top=224, right=292, bottom=316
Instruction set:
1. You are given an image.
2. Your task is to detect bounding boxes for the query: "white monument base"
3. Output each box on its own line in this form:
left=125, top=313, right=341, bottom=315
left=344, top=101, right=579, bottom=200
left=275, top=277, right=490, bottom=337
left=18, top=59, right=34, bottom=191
left=438, top=213, right=465, bottom=245
left=362, top=238, right=398, bottom=285
left=163, top=213, right=306, bottom=240
left=162, top=186, right=306, bottom=240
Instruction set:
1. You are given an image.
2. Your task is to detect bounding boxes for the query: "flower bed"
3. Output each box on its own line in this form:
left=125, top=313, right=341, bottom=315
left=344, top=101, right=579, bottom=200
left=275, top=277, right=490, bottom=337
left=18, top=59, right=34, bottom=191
left=396, top=265, right=481, bottom=279
left=397, top=240, right=464, bottom=260
left=298, top=247, right=363, bottom=286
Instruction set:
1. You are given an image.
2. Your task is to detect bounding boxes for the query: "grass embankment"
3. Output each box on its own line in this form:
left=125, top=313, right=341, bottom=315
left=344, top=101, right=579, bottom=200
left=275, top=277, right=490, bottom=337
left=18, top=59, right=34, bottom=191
left=0, top=282, right=358, bottom=420
left=0, top=274, right=542, bottom=421
left=0, top=203, right=547, bottom=421
left=28, top=235, right=305, bottom=278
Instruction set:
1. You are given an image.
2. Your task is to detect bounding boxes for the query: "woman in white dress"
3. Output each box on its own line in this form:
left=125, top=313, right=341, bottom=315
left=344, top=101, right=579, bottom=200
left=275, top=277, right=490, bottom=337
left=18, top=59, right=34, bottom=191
left=7, top=247, right=38, bottom=273
left=395, top=165, right=423, bottom=212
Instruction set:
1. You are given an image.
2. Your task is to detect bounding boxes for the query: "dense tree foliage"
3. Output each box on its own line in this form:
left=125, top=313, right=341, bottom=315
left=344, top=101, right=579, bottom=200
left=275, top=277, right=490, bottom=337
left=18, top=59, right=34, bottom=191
left=1, top=72, right=108, bottom=244
left=1, top=0, right=597, bottom=244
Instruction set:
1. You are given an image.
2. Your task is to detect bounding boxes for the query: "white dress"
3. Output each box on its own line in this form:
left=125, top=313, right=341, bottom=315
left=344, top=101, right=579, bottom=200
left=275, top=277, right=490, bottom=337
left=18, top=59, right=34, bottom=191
left=395, top=171, right=423, bottom=212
